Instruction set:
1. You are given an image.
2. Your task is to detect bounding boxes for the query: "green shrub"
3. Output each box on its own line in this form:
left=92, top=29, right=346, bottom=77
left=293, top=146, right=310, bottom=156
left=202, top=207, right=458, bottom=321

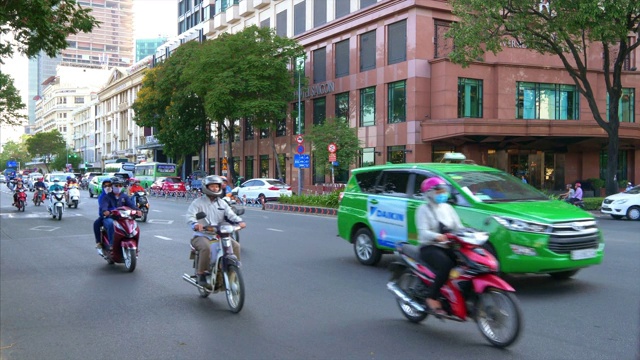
left=582, top=197, right=603, bottom=211
left=618, top=179, right=629, bottom=188
left=587, top=178, right=604, bottom=189
left=278, top=190, right=341, bottom=208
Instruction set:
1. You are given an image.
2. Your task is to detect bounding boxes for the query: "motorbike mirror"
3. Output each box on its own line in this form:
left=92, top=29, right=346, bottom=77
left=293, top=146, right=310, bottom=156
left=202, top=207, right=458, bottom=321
left=195, top=212, right=207, bottom=220
left=234, top=208, right=245, bottom=216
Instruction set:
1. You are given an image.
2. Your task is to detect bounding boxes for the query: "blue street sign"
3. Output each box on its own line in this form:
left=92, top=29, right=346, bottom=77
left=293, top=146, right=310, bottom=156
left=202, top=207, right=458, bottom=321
left=294, top=154, right=310, bottom=168
left=297, top=145, right=305, bottom=154
left=332, top=161, right=339, bottom=166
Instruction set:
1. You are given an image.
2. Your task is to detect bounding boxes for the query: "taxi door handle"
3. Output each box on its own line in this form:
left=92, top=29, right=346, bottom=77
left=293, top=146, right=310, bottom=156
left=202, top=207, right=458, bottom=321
left=370, top=199, right=379, bottom=205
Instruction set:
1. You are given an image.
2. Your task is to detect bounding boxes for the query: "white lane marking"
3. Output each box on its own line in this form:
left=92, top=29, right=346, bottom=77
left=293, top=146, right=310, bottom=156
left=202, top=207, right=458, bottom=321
left=30, top=226, right=60, bottom=231
left=154, top=235, right=172, bottom=240
left=266, top=228, right=284, bottom=232
left=152, top=209, right=161, bottom=212
left=147, top=219, right=173, bottom=224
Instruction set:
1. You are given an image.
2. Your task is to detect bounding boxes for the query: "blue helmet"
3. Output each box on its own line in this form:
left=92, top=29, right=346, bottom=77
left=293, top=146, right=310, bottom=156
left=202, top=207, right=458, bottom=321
left=66, top=176, right=71, bottom=181
left=101, top=178, right=113, bottom=188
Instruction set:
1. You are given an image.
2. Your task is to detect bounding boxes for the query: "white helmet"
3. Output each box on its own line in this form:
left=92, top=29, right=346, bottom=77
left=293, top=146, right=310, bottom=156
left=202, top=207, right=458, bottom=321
left=202, top=175, right=223, bottom=198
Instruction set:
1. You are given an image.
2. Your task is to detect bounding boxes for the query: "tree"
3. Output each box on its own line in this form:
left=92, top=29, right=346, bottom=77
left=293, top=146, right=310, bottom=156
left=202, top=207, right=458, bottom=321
left=446, top=0, right=639, bottom=195
left=50, top=147, right=81, bottom=171
left=0, top=138, right=29, bottom=168
left=132, top=41, right=209, bottom=168
left=186, top=25, right=304, bottom=181
left=0, top=0, right=99, bottom=126
left=305, top=119, right=362, bottom=181
left=25, top=130, right=66, bottom=172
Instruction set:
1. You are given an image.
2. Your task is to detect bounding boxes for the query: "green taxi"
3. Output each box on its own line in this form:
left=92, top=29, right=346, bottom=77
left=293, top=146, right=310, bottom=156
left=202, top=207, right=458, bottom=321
left=337, top=162, right=604, bottom=279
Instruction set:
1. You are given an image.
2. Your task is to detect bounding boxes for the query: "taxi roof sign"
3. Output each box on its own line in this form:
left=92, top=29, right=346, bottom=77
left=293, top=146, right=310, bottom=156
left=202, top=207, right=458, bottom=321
left=441, top=152, right=467, bottom=163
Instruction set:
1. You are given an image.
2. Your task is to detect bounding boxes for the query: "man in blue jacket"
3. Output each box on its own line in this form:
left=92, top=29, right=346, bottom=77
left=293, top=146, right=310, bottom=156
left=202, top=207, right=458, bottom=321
left=98, top=177, right=139, bottom=250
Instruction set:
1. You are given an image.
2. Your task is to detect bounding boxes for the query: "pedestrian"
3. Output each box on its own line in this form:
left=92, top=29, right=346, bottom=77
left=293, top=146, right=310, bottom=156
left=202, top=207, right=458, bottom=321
left=521, top=175, right=528, bottom=184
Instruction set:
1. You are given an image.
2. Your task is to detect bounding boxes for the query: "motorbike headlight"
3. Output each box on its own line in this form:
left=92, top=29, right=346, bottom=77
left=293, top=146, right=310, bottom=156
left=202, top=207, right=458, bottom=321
left=492, top=216, right=550, bottom=234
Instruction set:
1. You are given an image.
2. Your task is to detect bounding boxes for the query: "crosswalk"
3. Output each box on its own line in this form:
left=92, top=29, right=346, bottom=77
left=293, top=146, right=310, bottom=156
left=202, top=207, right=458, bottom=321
left=0, top=211, right=84, bottom=219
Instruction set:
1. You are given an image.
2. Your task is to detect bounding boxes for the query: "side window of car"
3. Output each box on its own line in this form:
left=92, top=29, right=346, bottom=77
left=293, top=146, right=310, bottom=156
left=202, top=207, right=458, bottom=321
left=378, top=171, right=410, bottom=197
left=412, top=173, right=429, bottom=199
left=244, top=180, right=256, bottom=187
left=354, top=170, right=382, bottom=194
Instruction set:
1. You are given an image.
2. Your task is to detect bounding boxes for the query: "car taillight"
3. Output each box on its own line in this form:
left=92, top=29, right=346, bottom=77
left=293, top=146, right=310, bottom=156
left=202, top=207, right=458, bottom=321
left=268, top=186, right=280, bottom=191
left=287, top=187, right=292, bottom=190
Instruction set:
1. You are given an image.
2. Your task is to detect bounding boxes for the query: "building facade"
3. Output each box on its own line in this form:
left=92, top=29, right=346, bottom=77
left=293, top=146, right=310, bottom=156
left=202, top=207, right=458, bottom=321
left=136, top=37, right=168, bottom=62
left=186, top=0, right=639, bottom=191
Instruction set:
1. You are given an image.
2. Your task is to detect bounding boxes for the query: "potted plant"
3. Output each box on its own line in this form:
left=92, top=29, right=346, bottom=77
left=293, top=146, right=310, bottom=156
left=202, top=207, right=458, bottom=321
left=587, top=178, right=605, bottom=196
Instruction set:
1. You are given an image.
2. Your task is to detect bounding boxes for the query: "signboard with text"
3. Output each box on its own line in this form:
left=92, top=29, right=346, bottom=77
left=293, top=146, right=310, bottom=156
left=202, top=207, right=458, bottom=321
left=294, top=154, right=310, bottom=168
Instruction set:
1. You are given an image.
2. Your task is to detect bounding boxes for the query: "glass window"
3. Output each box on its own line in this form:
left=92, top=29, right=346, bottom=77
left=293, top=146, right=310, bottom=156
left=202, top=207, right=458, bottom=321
left=244, top=156, right=254, bottom=179
left=360, top=86, right=375, bottom=127
left=606, top=88, right=635, bottom=123
left=260, top=155, right=269, bottom=178
left=277, top=154, right=286, bottom=183
left=276, top=10, right=287, bottom=37
left=244, top=118, right=254, bottom=140
left=335, top=92, right=349, bottom=121
left=293, top=101, right=305, bottom=134
left=359, top=30, right=376, bottom=72
left=314, top=0, right=326, bottom=27
left=360, top=0, right=376, bottom=9
left=260, top=18, right=270, bottom=28
left=355, top=170, right=382, bottom=193
left=516, top=82, right=579, bottom=120
left=313, top=157, right=325, bottom=184
left=335, top=0, right=350, bottom=19
left=276, top=117, right=287, bottom=137
left=335, top=39, right=350, bottom=78
left=232, top=157, right=240, bottom=176
left=378, top=171, right=410, bottom=196
left=260, top=128, right=269, bottom=139
left=360, top=147, right=375, bottom=167
left=208, top=158, right=216, bottom=175
left=294, top=1, right=306, bottom=35
left=599, top=150, right=628, bottom=181
left=313, top=97, right=326, bottom=125
left=388, top=80, right=406, bottom=123
left=387, top=145, right=406, bottom=164
left=313, top=47, right=326, bottom=83
left=458, top=78, right=483, bottom=118
left=387, top=20, right=406, bottom=65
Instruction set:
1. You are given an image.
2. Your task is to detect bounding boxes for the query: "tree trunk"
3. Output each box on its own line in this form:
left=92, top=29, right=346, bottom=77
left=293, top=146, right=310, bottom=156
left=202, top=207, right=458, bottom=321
left=271, top=136, right=282, bottom=180
left=605, top=139, right=619, bottom=196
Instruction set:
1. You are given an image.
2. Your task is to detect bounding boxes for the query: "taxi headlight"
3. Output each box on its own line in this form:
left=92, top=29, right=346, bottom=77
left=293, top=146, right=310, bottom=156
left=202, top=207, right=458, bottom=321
left=510, top=244, right=537, bottom=256
left=492, top=216, right=549, bottom=234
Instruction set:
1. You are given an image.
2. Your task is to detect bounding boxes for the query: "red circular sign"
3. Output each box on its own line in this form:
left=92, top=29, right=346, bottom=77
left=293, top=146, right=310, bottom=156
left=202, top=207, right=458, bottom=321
left=328, top=143, right=337, bottom=153
left=296, top=135, right=304, bottom=144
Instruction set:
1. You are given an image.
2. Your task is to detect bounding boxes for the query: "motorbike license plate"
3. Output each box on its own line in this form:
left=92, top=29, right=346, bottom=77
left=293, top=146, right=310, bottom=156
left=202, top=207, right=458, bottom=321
left=570, top=248, right=597, bottom=260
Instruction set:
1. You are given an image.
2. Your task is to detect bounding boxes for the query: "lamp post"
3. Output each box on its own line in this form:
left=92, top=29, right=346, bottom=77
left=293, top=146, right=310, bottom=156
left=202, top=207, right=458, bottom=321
left=297, top=56, right=304, bottom=196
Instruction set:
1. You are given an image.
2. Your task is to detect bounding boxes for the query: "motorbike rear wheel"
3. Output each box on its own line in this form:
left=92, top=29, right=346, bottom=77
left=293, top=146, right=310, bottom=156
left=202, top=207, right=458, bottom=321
left=123, top=248, right=137, bottom=272
left=72, top=200, right=78, bottom=209
left=475, top=289, right=522, bottom=348
left=56, top=207, right=62, bottom=220
left=396, top=270, right=428, bottom=323
left=141, top=209, right=148, bottom=222
left=225, top=265, right=245, bottom=313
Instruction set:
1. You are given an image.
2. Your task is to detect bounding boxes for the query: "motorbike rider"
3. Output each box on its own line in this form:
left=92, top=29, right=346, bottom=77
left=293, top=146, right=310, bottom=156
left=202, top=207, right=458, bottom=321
left=568, top=182, right=583, bottom=205
left=128, top=178, right=145, bottom=195
left=64, top=176, right=77, bottom=203
left=558, top=183, right=575, bottom=201
left=33, top=177, right=47, bottom=202
left=99, top=177, right=140, bottom=250
left=94, top=178, right=113, bottom=250
left=415, top=177, right=463, bottom=316
left=48, top=178, right=64, bottom=192
left=186, top=175, right=246, bottom=290
left=12, top=179, right=26, bottom=206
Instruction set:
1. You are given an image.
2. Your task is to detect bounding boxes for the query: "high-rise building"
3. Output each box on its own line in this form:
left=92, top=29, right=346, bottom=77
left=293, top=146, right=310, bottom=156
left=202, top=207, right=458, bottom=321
left=136, top=37, right=167, bottom=62
left=28, top=0, right=134, bottom=125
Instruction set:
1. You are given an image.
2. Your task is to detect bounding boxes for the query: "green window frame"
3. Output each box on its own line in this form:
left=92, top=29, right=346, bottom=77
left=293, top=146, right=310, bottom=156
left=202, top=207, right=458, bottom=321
left=387, top=145, right=407, bottom=164
left=516, top=82, right=579, bottom=120
left=360, top=86, right=376, bottom=127
left=335, top=92, right=349, bottom=121
left=606, top=88, right=635, bottom=123
left=260, top=155, right=269, bottom=178
left=458, top=78, right=483, bottom=118
left=313, top=97, right=326, bottom=125
left=360, top=147, right=375, bottom=167
left=244, top=156, right=254, bottom=179
left=388, top=80, right=406, bottom=123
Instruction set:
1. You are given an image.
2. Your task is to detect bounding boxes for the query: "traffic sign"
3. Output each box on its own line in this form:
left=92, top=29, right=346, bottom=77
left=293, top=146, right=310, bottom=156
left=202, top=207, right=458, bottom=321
left=329, top=153, right=337, bottom=162
left=332, top=161, right=339, bottom=166
left=294, top=154, right=310, bottom=168
left=327, top=143, right=337, bottom=153
left=296, top=135, right=304, bottom=144
left=297, top=145, right=305, bottom=154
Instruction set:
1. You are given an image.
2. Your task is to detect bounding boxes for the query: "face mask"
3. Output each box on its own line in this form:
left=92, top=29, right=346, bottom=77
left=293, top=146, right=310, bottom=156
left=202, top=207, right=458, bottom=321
left=434, top=193, right=450, bottom=204
left=104, top=186, right=113, bottom=193
left=112, top=186, right=122, bottom=194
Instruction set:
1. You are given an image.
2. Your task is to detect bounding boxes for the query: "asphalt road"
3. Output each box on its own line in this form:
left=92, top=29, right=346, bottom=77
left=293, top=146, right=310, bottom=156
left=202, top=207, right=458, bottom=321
left=1, top=188, right=639, bottom=360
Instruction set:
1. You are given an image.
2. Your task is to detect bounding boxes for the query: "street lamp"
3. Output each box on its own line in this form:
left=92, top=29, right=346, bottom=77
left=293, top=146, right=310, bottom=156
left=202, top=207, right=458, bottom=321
left=296, top=56, right=304, bottom=196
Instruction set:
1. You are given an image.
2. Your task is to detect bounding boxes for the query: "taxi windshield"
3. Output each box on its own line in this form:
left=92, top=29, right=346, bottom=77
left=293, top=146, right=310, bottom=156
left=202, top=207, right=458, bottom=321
left=447, top=171, right=548, bottom=202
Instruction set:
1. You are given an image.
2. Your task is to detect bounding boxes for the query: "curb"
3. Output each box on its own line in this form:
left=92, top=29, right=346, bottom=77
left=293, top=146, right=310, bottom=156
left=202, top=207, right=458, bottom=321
left=264, top=203, right=337, bottom=216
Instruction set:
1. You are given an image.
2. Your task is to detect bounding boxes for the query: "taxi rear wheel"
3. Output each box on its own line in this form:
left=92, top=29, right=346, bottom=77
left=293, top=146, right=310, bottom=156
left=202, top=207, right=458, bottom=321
left=353, top=228, right=381, bottom=266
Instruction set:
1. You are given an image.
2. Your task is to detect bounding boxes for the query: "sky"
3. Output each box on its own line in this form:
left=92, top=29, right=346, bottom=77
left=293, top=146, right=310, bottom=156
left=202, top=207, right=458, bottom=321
left=1, top=0, right=178, bottom=145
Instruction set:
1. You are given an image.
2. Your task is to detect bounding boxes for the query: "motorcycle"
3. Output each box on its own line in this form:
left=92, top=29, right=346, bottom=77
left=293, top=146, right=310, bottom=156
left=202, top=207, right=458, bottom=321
left=14, top=188, right=27, bottom=212
left=387, top=228, right=523, bottom=348
left=48, top=190, right=65, bottom=220
left=131, top=190, right=149, bottom=222
left=33, top=187, right=46, bottom=206
left=98, top=206, right=141, bottom=272
left=66, top=183, right=80, bottom=209
left=182, top=211, right=245, bottom=313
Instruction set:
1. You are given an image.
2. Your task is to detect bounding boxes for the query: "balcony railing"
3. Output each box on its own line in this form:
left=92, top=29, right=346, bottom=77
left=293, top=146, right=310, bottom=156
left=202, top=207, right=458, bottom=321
left=226, top=2, right=240, bottom=24
left=253, top=0, right=269, bottom=9
left=214, top=11, right=227, bottom=30
left=239, top=0, right=254, bottom=16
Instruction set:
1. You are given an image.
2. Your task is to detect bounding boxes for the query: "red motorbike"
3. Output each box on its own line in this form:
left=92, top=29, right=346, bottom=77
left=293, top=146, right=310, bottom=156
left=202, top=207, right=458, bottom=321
left=387, top=228, right=523, bottom=348
left=33, top=186, right=46, bottom=206
left=98, top=207, right=141, bottom=272
left=14, top=188, right=27, bottom=212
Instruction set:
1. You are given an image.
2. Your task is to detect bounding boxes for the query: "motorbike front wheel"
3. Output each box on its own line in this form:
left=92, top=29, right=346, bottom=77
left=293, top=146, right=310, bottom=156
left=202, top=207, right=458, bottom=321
left=123, top=248, right=137, bottom=272
left=56, top=207, right=62, bottom=220
left=18, top=200, right=25, bottom=212
left=475, top=289, right=523, bottom=348
left=141, top=209, right=148, bottom=222
left=395, top=270, right=428, bottom=323
left=225, top=265, right=245, bottom=313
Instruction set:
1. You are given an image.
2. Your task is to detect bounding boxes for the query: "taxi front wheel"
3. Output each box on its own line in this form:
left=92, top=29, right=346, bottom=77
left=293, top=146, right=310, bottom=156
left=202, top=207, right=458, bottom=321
left=353, top=228, right=381, bottom=266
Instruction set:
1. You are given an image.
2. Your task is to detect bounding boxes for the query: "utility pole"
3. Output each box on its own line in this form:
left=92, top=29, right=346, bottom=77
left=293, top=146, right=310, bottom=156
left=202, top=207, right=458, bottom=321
left=297, top=56, right=303, bottom=196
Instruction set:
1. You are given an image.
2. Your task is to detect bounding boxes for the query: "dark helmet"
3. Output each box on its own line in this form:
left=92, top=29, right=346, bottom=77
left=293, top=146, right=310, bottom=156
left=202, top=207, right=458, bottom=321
left=202, top=175, right=223, bottom=198
left=66, top=176, right=71, bottom=181
left=101, top=178, right=113, bottom=187
left=111, top=177, right=125, bottom=187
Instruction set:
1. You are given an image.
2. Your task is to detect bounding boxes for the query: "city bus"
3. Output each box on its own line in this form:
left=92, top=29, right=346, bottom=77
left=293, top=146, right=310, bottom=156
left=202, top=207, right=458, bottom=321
left=104, top=159, right=135, bottom=178
left=134, top=162, right=178, bottom=188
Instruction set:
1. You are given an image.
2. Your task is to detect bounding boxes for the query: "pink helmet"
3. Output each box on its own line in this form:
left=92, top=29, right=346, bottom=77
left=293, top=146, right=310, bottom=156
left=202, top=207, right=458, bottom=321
left=421, top=177, right=447, bottom=193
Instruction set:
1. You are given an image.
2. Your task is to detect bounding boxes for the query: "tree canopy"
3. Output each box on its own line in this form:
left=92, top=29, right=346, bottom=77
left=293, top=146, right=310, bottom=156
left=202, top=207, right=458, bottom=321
left=447, top=0, right=640, bottom=195
left=25, top=130, right=66, bottom=172
left=305, top=119, right=362, bottom=177
left=0, top=137, right=29, bottom=167
left=0, top=0, right=99, bottom=126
